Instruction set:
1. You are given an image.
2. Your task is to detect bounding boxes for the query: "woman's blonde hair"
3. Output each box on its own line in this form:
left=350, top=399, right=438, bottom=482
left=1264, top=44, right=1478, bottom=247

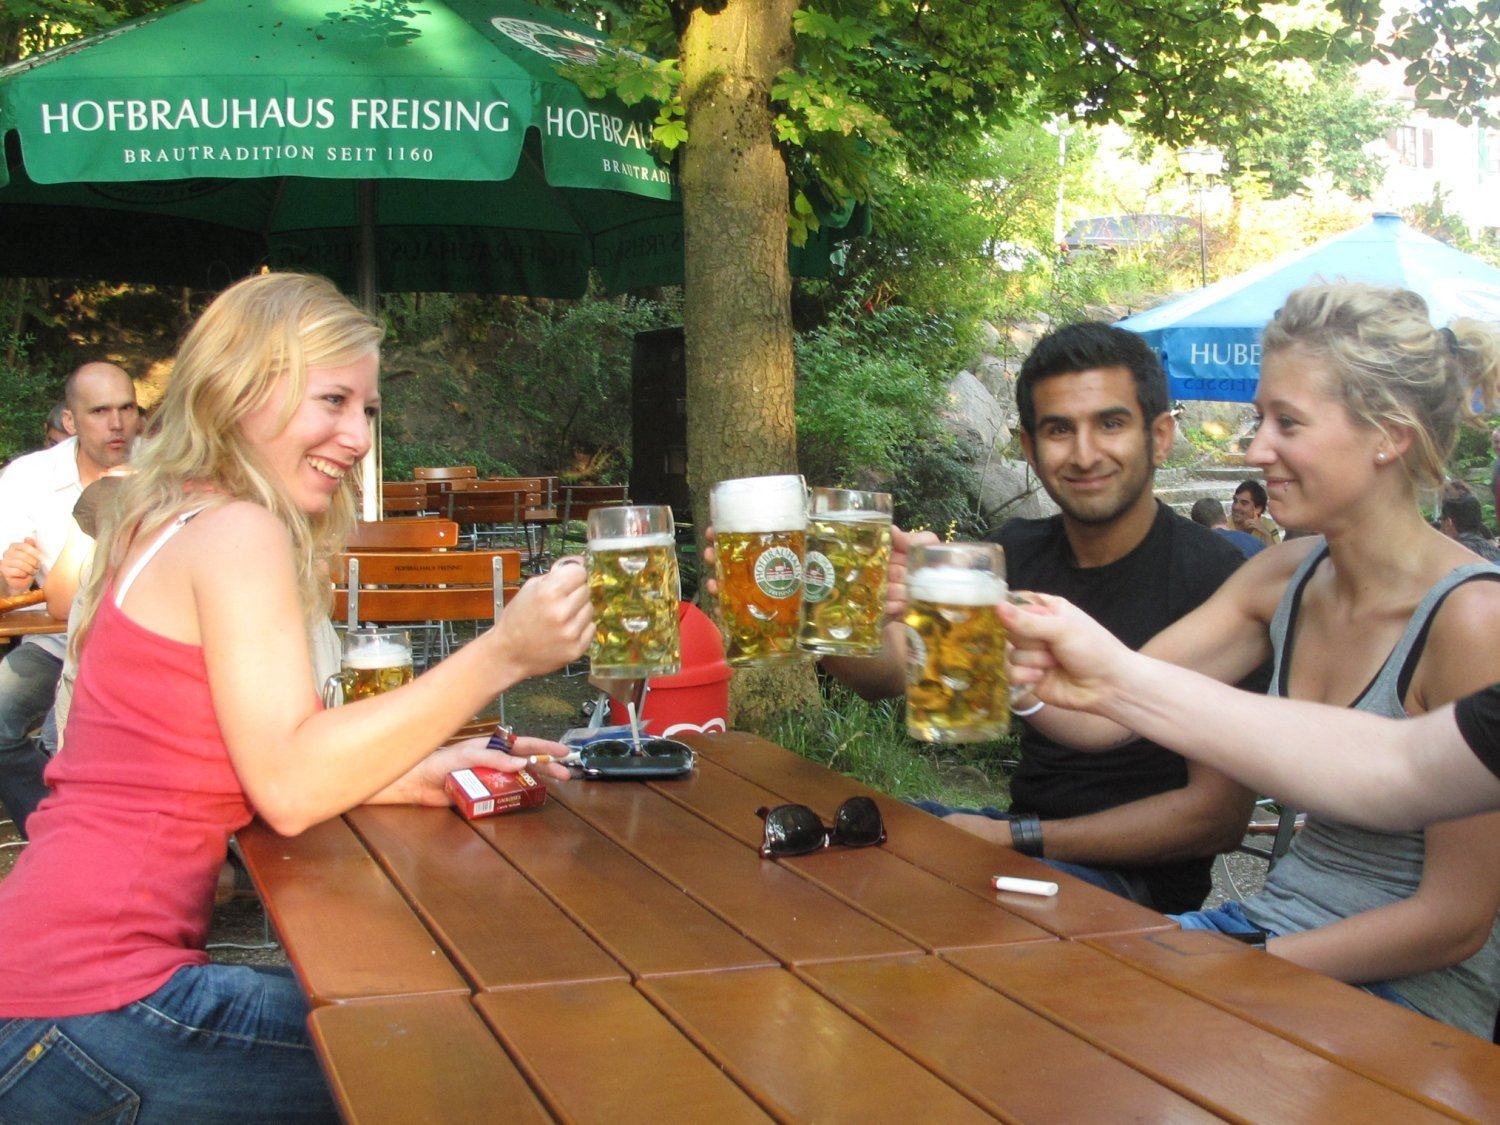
left=1261, top=281, right=1500, bottom=491
left=74, top=273, right=382, bottom=651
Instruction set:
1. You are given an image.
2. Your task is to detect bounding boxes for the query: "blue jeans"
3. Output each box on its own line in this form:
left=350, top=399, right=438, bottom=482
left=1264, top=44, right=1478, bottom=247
left=0, top=642, right=59, bottom=836
left=0, top=964, right=337, bottom=1123
left=1172, top=901, right=1419, bottom=1012
left=906, top=800, right=1155, bottom=907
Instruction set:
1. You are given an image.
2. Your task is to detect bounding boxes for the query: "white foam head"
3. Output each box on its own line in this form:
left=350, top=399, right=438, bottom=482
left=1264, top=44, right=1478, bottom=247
left=589, top=532, right=676, bottom=551
left=907, top=566, right=1005, bottom=606
left=711, top=475, right=806, bottom=533
left=344, top=640, right=412, bottom=670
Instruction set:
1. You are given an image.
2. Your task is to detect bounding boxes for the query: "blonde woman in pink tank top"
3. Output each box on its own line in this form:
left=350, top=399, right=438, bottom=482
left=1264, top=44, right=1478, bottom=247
left=0, top=273, right=593, bottom=1123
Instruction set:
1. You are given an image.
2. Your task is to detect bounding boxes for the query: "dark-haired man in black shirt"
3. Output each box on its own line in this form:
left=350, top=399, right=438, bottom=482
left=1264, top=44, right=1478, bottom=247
left=827, top=323, right=1259, bottom=912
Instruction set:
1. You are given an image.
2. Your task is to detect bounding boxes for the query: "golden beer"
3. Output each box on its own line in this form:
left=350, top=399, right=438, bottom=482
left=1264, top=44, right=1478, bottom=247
left=324, top=631, right=414, bottom=707
left=904, top=551, right=1008, bottom=743
left=344, top=653, right=416, bottom=702
left=588, top=534, right=681, bottom=677
left=716, top=529, right=807, bottom=666
left=798, top=490, right=892, bottom=657
left=711, top=474, right=809, bottom=668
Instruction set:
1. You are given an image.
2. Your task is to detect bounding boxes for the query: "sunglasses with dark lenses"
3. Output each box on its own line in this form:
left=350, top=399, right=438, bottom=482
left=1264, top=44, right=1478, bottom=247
left=757, top=796, right=886, bottom=858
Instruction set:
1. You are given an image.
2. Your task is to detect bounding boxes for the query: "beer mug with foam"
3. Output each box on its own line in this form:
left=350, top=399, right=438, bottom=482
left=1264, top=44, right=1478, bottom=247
left=710, top=475, right=808, bottom=667
left=587, top=505, right=681, bottom=678
left=322, top=627, right=414, bottom=707
left=903, top=543, right=1009, bottom=743
left=797, top=487, right=892, bottom=658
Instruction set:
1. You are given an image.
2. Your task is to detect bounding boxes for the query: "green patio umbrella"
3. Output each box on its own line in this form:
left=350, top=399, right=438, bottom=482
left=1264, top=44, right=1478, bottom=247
left=0, top=0, right=852, bottom=302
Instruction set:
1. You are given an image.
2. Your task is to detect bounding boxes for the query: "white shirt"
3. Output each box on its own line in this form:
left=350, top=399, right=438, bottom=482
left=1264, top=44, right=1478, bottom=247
left=0, top=438, right=85, bottom=659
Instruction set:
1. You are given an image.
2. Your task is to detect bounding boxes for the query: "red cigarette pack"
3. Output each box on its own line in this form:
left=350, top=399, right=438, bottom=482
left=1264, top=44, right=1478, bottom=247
left=444, top=766, right=547, bottom=819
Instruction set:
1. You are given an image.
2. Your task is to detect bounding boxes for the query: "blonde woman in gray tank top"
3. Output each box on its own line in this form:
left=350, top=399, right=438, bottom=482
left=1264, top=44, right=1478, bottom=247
left=1026, top=281, right=1500, bottom=1038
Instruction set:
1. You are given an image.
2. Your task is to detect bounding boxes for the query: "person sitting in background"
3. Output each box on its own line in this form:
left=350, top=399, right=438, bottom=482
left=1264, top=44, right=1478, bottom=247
left=0, top=362, right=140, bottom=835
left=1230, top=478, right=1278, bottom=546
left=43, top=402, right=70, bottom=448
left=1439, top=490, right=1500, bottom=563
left=1189, top=497, right=1264, bottom=559
left=0, top=273, right=594, bottom=1122
left=1019, top=282, right=1500, bottom=1039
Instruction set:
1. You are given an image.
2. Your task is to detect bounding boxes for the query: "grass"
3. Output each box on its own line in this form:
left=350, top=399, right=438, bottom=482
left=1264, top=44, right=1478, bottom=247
left=767, top=677, right=1018, bottom=810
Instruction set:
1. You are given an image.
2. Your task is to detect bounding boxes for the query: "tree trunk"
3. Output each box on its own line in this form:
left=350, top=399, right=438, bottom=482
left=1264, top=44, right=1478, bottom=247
left=678, top=0, right=819, bottom=731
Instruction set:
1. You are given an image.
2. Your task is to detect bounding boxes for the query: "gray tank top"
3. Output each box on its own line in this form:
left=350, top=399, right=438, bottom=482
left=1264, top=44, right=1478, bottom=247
left=1243, top=543, right=1500, bottom=1038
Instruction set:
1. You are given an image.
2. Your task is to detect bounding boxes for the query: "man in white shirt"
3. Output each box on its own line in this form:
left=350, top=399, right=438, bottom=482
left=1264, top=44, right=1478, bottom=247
left=0, top=362, right=139, bottom=834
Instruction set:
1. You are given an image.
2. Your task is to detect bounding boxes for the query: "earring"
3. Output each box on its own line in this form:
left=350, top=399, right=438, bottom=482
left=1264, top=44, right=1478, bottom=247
left=1376, top=452, right=1387, bottom=463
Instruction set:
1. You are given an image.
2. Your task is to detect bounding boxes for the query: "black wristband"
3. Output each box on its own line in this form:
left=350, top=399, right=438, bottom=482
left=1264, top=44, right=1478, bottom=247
left=1009, top=813, right=1044, bottom=857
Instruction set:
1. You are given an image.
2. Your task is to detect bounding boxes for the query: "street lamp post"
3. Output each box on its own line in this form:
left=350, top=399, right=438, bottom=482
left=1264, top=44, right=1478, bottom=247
left=1176, top=146, right=1225, bottom=288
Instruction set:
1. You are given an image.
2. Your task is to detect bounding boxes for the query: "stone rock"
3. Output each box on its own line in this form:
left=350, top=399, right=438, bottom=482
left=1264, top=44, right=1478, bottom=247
left=977, top=459, right=1056, bottom=522
left=973, top=354, right=1013, bottom=402
left=942, top=370, right=1010, bottom=452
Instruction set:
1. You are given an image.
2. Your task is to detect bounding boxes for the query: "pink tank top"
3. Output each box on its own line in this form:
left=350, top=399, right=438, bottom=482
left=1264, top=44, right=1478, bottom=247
left=0, top=515, right=253, bottom=1017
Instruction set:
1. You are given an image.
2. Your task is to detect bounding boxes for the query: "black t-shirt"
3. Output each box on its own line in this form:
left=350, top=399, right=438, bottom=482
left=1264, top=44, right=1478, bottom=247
left=1454, top=684, right=1500, bottom=782
left=993, top=501, right=1255, bottom=913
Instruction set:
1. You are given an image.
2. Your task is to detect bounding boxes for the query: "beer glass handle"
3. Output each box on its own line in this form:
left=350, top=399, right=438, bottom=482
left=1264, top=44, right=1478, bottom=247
left=321, top=671, right=350, bottom=709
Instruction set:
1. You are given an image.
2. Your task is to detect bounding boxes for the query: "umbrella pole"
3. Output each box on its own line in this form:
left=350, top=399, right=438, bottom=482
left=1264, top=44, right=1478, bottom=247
left=357, top=180, right=381, bottom=522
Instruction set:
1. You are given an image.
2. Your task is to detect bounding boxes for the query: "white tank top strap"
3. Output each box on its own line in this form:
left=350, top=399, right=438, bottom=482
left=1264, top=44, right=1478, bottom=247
left=114, top=506, right=212, bottom=606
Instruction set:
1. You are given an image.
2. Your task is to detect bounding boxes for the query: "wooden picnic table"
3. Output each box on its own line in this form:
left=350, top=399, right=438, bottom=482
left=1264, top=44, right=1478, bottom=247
left=238, top=731, right=1500, bottom=1123
left=0, top=603, right=66, bottom=644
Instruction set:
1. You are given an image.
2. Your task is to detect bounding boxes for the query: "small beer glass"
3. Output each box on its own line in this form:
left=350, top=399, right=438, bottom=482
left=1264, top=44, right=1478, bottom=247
left=903, top=543, right=1009, bottom=743
left=586, top=504, right=681, bottom=678
left=322, top=627, right=414, bottom=707
left=797, top=487, right=892, bottom=657
left=710, top=474, right=808, bottom=667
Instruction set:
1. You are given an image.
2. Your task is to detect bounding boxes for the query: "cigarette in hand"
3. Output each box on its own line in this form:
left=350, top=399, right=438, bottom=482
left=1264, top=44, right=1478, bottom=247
left=991, top=875, right=1059, bottom=897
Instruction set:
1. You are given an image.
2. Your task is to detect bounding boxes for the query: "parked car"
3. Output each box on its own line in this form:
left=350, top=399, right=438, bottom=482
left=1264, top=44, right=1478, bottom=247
left=1061, top=213, right=1193, bottom=257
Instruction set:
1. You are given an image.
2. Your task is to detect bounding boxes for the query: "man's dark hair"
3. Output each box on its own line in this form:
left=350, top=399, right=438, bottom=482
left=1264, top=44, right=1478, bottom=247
left=1235, top=480, right=1268, bottom=512
left=1015, top=323, right=1169, bottom=436
left=1190, top=498, right=1227, bottom=528
left=1442, top=491, right=1489, bottom=536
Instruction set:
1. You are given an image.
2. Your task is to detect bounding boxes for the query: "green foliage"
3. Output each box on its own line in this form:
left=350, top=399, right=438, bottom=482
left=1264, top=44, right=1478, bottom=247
left=0, top=291, right=59, bottom=464
left=767, top=676, right=1015, bottom=809
left=1222, top=62, right=1404, bottom=199
left=378, top=292, right=679, bottom=484
left=377, top=440, right=514, bottom=482
left=793, top=303, right=957, bottom=483
left=1450, top=424, right=1495, bottom=477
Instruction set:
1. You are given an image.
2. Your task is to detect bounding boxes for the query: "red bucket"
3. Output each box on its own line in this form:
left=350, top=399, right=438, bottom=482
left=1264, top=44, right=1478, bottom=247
left=608, top=602, right=731, bottom=738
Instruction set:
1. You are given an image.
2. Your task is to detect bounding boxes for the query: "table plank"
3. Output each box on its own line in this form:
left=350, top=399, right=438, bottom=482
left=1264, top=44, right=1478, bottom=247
left=656, top=756, right=1056, bottom=953
left=684, top=732, right=1174, bottom=940
left=547, top=775, right=922, bottom=965
left=474, top=983, right=772, bottom=1122
left=469, top=789, right=777, bottom=979
left=237, top=819, right=468, bottom=1004
left=640, top=967, right=996, bottom=1121
left=346, top=805, right=630, bottom=990
left=945, top=942, right=1456, bottom=1123
left=800, top=955, right=1220, bottom=1122
left=309, top=994, right=550, bottom=1124
left=1090, top=929, right=1500, bottom=1120
left=0, top=604, right=66, bottom=639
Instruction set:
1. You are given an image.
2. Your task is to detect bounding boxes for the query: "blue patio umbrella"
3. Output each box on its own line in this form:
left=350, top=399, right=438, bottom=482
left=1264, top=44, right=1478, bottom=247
left=1117, top=213, right=1500, bottom=403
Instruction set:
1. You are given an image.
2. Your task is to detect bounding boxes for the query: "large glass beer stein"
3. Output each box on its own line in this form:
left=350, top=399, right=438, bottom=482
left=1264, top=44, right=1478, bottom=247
left=322, top=627, right=414, bottom=707
left=710, top=474, right=808, bottom=668
left=903, top=543, right=1009, bottom=743
left=586, top=504, right=681, bottom=678
left=797, top=487, right=892, bottom=657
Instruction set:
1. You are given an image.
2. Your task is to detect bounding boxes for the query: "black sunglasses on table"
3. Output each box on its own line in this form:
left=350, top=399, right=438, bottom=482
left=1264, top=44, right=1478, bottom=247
left=757, top=796, right=886, bottom=858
